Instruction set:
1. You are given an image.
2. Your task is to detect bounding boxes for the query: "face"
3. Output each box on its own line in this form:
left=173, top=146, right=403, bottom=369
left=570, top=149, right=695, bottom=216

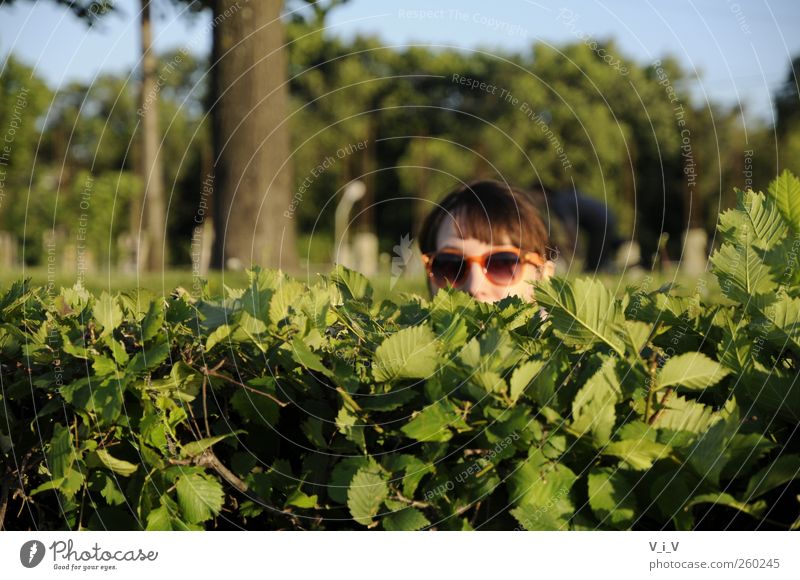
left=429, top=215, right=555, bottom=303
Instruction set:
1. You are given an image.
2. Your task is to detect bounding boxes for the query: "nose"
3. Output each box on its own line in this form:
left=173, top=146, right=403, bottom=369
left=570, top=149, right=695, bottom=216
left=460, top=261, right=491, bottom=301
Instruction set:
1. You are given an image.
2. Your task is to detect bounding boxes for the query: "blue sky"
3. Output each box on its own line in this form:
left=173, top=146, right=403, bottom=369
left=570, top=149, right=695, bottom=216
left=1, top=0, right=798, bottom=122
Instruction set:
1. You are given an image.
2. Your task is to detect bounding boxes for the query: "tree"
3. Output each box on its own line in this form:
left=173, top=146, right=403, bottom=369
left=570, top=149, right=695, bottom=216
left=136, top=0, right=166, bottom=271
left=209, top=0, right=297, bottom=270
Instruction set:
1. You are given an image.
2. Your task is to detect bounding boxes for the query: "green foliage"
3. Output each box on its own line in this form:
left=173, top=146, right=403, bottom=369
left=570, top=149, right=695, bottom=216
left=2, top=175, right=800, bottom=530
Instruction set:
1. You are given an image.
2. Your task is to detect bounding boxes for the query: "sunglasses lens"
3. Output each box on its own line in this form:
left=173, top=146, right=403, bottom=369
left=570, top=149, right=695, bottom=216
left=431, top=254, right=466, bottom=286
left=485, top=252, right=522, bottom=284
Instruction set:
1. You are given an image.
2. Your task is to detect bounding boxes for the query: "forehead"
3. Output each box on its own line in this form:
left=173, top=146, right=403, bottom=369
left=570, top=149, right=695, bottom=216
left=435, top=214, right=512, bottom=251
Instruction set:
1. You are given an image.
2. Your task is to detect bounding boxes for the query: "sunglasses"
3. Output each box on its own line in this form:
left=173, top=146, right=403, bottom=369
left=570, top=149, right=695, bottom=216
left=421, top=246, right=544, bottom=289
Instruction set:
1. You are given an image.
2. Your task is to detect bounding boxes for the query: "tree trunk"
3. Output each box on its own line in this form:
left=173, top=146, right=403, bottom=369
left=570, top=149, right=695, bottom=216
left=211, top=0, right=297, bottom=271
left=138, top=0, right=166, bottom=271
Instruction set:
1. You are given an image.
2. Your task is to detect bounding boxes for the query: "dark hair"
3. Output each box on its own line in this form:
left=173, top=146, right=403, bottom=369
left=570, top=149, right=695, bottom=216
left=418, top=180, right=553, bottom=259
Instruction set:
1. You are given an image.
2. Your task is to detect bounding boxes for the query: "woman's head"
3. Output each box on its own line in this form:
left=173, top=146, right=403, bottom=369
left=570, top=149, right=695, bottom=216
left=418, top=180, right=555, bottom=303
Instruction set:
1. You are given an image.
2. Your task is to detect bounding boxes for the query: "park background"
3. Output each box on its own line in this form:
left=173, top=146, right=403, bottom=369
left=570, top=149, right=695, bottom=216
left=1, top=0, right=799, bottom=297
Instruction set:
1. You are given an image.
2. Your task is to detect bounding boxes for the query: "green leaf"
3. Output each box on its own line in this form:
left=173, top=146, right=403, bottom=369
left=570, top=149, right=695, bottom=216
left=685, top=492, right=766, bottom=518
left=623, top=320, right=652, bottom=353
left=507, top=449, right=577, bottom=530
left=92, top=355, right=118, bottom=377
left=743, top=455, right=800, bottom=499
left=347, top=468, right=388, bottom=527
left=176, top=472, right=225, bottom=524
left=373, top=325, right=439, bottom=382
left=657, top=352, right=730, bottom=391
left=400, top=400, right=466, bottom=443
left=588, top=468, right=636, bottom=529
left=768, top=169, right=800, bottom=231
left=335, top=406, right=367, bottom=451
left=180, top=431, right=243, bottom=459
left=93, top=292, right=123, bottom=337
left=331, top=265, right=372, bottom=301
left=205, top=324, right=232, bottom=352
left=684, top=399, right=739, bottom=486
left=759, top=294, right=800, bottom=352
left=651, top=394, right=720, bottom=434
left=139, top=299, right=165, bottom=342
left=329, top=457, right=380, bottom=504
left=719, top=188, right=788, bottom=249
left=509, top=360, right=546, bottom=403
left=47, top=423, right=76, bottom=479
left=105, top=338, right=130, bottom=365
left=289, top=338, right=334, bottom=377
left=95, top=449, right=138, bottom=477
left=710, top=241, right=775, bottom=305
left=145, top=505, right=174, bottom=531
left=98, top=473, right=126, bottom=506
left=285, top=488, right=318, bottom=509
left=603, top=439, right=672, bottom=470
left=382, top=507, right=430, bottom=530
left=128, top=341, right=171, bottom=374
left=268, top=276, right=304, bottom=326
left=534, top=277, right=625, bottom=355
left=570, top=356, right=621, bottom=444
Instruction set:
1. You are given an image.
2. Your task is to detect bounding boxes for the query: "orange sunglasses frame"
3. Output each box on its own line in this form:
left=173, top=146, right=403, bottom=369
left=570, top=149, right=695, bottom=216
left=421, top=245, right=545, bottom=288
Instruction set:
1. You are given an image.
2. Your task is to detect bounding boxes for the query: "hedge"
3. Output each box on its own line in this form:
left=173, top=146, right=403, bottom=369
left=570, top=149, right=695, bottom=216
left=2, top=172, right=800, bottom=530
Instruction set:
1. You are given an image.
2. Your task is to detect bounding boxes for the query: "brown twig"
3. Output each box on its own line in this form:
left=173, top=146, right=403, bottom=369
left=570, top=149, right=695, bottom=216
left=0, top=475, right=10, bottom=530
left=168, top=449, right=302, bottom=528
left=203, top=366, right=289, bottom=408
left=648, top=387, right=674, bottom=426
left=393, top=492, right=430, bottom=510
left=201, top=373, right=211, bottom=438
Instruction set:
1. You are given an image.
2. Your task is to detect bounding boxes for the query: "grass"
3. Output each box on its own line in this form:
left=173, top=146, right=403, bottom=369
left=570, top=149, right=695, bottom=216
left=0, top=262, right=723, bottom=304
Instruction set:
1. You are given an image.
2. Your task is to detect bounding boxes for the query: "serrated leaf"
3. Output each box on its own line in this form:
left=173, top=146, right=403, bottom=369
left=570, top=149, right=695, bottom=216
left=285, top=488, right=318, bottom=509
left=335, top=406, right=366, bottom=451
left=759, top=294, right=800, bottom=352
left=743, top=455, right=800, bottom=499
left=180, top=431, right=243, bottom=459
left=347, top=468, right=388, bottom=526
left=719, top=188, right=788, bottom=249
left=768, top=169, right=800, bottom=231
left=128, top=341, right=171, bottom=374
left=507, top=449, right=576, bottom=530
left=139, top=299, right=165, bottom=342
left=684, top=492, right=766, bottom=518
left=331, top=265, right=372, bottom=301
left=329, top=457, right=380, bottom=504
left=94, top=292, right=123, bottom=338
left=509, top=360, right=546, bottom=403
left=588, top=467, right=636, bottom=529
left=373, top=325, right=439, bottom=382
left=603, top=439, right=672, bottom=470
left=382, top=507, right=430, bottom=530
left=145, top=505, right=174, bottom=531
left=98, top=473, right=126, bottom=506
left=534, top=277, right=625, bottom=355
left=176, top=472, right=225, bottom=524
left=571, top=356, right=621, bottom=444
left=623, top=320, right=652, bottom=353
left=268, top=276, right=304, bottom=326
left=400, top=400, right=466, bottom=442
left=657, top=352, right=730, bottom=391
left=684, top=401, right=739, bottom=486
left=95, top=449, right=138, bottom=477
left=47, top=423, right=76, bottom=479
left=289, top=338, right=333, bottom=377
left=711, top=241, right=775, bottom=305
left=651, top=394, right=720, bottom=434
left=205, top=324, right=232, bottom=352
